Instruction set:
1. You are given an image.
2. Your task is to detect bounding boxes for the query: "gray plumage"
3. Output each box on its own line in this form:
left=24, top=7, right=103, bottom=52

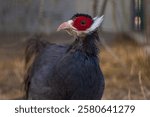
left=24, top=31, right=104, bottom=100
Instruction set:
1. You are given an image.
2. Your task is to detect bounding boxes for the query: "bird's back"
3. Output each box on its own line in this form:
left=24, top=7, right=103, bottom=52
left=25, top=42, right=69, bottom=99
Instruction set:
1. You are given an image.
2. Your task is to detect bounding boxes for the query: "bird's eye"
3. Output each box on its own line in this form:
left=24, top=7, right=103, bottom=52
left=80, top=20, right=86, bottom=25
left=72, top=16, right=93, bottom=31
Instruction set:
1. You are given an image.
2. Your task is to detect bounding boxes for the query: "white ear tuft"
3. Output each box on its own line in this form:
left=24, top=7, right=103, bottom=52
left=87, top=15, right=104, bottom=32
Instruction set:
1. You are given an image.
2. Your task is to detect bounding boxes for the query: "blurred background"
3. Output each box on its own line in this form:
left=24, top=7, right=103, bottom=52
left=0, top=0, right=149, bottom=99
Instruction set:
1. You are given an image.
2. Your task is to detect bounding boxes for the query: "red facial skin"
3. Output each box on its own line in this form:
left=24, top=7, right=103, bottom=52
left=72, top=16, right=93, bottom=31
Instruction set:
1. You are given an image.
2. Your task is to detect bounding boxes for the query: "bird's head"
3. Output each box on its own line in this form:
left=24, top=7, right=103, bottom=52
left=57, top=13, right=104, bottom=37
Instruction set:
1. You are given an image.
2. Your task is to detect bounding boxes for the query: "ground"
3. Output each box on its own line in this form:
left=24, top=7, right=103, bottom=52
left=0, top=33, right=149, bottom=99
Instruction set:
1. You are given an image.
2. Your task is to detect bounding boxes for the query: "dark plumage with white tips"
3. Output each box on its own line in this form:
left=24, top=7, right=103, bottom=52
left=24, top=13, right=105, bottom=100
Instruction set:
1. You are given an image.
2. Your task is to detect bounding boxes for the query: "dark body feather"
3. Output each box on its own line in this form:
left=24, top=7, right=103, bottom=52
left=25, top=31, right=105, bottom=100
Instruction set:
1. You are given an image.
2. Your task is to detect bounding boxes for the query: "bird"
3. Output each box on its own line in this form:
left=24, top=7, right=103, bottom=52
left=24, top=13, right=105, bottom=100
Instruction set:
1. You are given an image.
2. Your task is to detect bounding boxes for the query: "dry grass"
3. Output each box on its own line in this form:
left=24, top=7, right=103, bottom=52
left=0, top=34, right=150, bottom=99
left=101, top=37, right=150, bottom=99
left=0, top=57, right=24, bottom=99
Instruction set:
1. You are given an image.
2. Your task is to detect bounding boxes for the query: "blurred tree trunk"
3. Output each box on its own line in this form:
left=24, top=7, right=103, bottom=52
left=93, top=0, right=108, bottom=16
left=111, top=0, right=118, bottom=30
left=38, top=0, right=44, bottom=32
left=145, top=0, right=150, bottom=43
left=93, top=0, right=98, bottom=16
left=121, top=0, right=129, bottom=31
left=99, top=0, right=108, bottom=16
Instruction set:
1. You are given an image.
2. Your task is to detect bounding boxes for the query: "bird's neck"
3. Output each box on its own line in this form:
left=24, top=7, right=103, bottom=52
left=68, top=31, right=100, bottom=56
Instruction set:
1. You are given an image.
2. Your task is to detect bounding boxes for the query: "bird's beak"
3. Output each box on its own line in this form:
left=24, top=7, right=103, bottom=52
left=57, top=22, right=71, bottom=31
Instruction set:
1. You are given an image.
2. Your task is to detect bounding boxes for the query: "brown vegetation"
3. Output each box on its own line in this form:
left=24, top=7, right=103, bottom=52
left=101, top=35, right=150, bottom=99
